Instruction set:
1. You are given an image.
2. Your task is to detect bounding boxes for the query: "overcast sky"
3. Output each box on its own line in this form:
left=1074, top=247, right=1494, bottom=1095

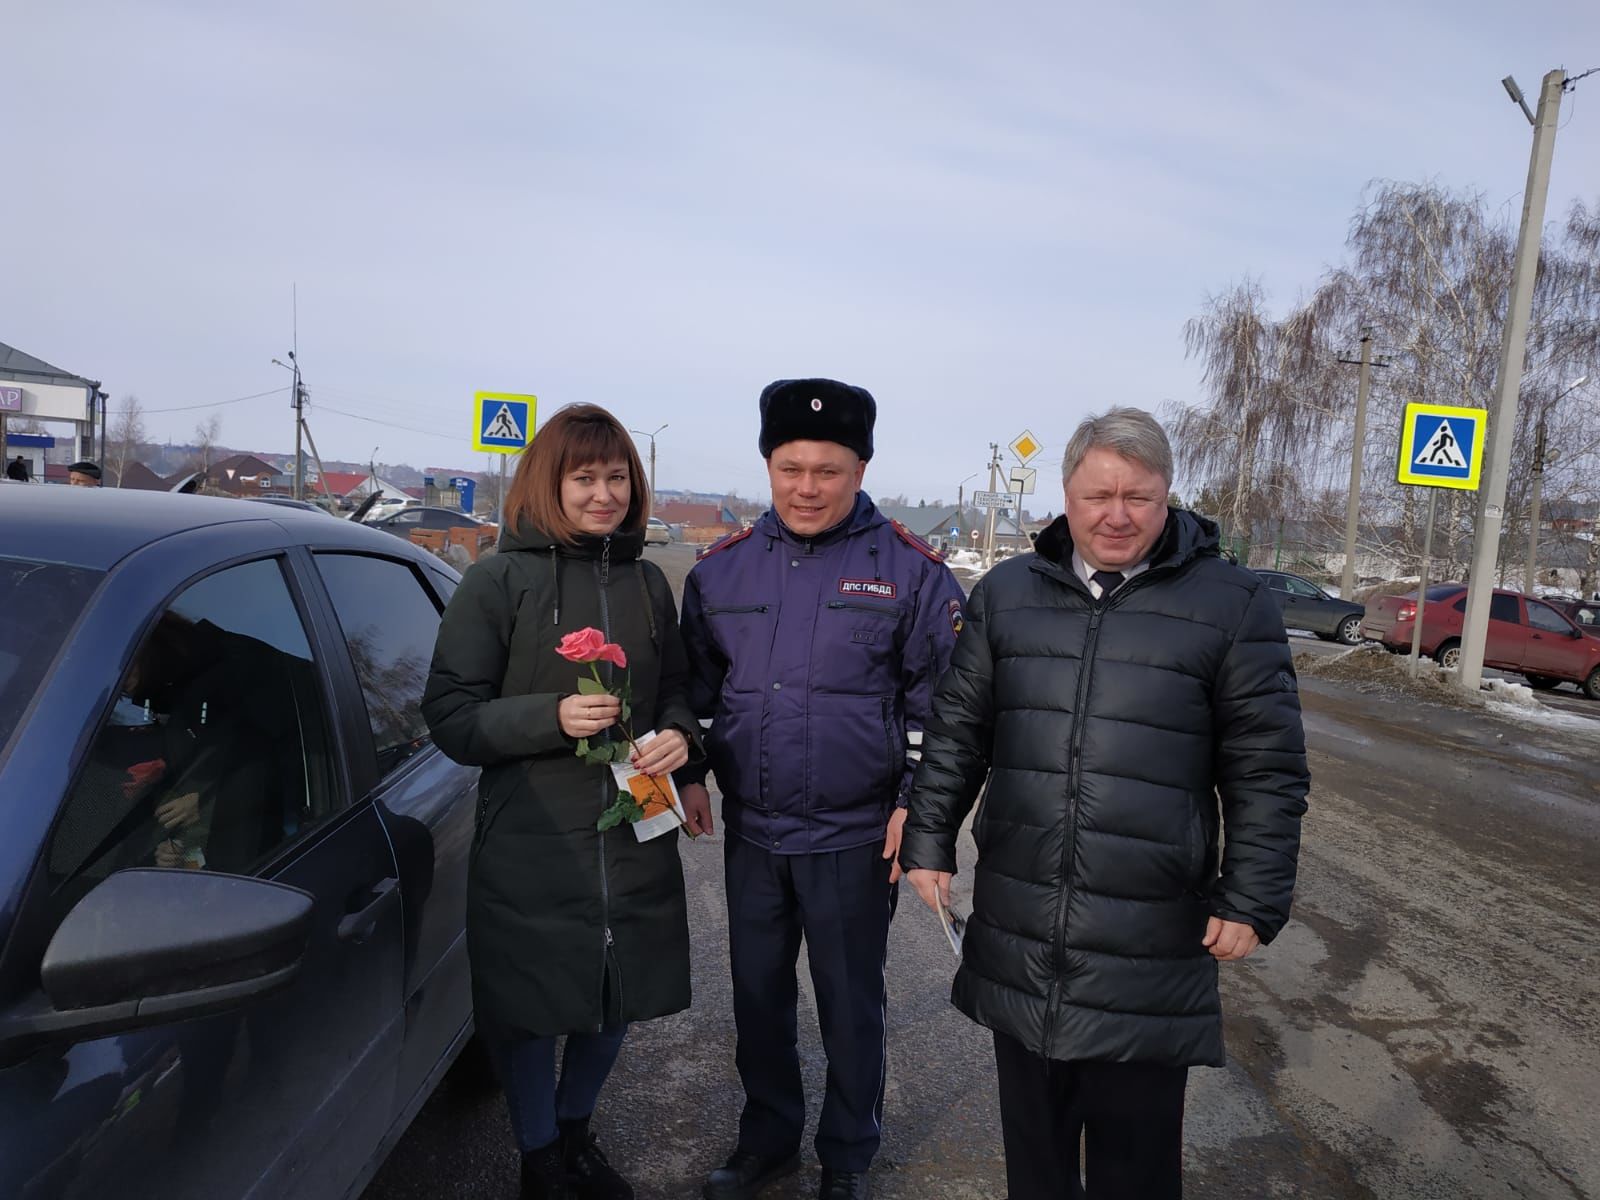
left=5, top=1, right=1599, bottom=504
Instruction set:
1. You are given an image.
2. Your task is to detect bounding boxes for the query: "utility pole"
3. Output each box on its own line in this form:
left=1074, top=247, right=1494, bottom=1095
left=982, top=442, right=1001, bottom=570
left=1338, top=331, right=1386, bottom=600
left=1526, top=414, right=1548, bottom=596
left=1459, top=68, right=1566, bottom=692
left=272, top=351, right=307, bottom=500
left=630, top=424, right=668, bottom=507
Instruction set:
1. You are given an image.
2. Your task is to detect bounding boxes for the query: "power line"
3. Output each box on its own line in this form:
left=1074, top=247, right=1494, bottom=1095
left=314, top=402, right=463, bottom=443
left=142, top=386, right=288, bottom=414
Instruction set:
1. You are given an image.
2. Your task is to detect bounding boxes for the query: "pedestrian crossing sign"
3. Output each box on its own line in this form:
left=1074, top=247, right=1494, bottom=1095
left=473, top=392, right=536, bottom=454
left=1397, top=402, right=1486, bottom=490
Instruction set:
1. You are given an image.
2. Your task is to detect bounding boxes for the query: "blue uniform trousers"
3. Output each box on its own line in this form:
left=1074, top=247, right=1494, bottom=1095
left=725, top=834, right=898, bottom=1173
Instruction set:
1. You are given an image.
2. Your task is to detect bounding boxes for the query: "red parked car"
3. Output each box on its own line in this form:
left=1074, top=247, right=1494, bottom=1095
left=1361, top=583, right=1600, bottom=699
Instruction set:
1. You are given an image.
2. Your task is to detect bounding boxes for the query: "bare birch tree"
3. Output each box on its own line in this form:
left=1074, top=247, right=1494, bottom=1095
left=109, top=396, right=146, bottom=487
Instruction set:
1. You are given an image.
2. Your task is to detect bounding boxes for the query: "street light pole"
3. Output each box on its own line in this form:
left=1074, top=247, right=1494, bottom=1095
left=1458, top=68, right=1566, bottom=693
left=630, top=424, right=668, bottom=505
left=1524, top=375, right=1588, bottom=595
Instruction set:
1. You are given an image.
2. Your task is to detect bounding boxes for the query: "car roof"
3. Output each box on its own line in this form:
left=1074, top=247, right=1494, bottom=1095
left=0, top=485, right=425, bottom=571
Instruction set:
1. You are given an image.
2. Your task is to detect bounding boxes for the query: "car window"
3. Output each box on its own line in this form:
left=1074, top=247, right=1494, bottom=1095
left=315, top=554, right=442, bottom=776
left=1489, top=594, right=1521, bottom=624
left=1576, top=606, right=1599, bottom=626
left=1284, top=577, right=1323, bottom=599
left=1527, top=601, right=1572, bottom=634
left=1453, top=595, right=1468, bottom=612
left=393, top=510, right=422, bottom=525
left=0, top=558, right=103, bottom=744
left=45, top=558, right=339, bottom=929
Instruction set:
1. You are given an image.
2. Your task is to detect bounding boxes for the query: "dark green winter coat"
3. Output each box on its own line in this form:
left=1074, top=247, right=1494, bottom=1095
left=421, top=522, right=699, bottom=1039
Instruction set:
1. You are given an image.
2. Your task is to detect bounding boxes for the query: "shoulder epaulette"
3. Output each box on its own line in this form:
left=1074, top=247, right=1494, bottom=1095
left=889, top=519, right=944, bottom=564
left=697, top=525, right=755, bottom=561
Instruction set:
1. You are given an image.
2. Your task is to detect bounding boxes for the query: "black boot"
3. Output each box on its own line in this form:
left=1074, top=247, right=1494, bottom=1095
left=559, top=1116, right=635, bottom=1200
left=818, top=1167, right=870, bottom=1200
left=521, top=1138, right=574, bottom=1200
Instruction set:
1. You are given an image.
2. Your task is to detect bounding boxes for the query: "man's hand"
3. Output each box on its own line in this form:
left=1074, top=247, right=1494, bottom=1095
left=558, top=694, right=622, bottom=739
left=1203, top=916, right=1260, bottom=961
left=679, top=782, right=714, bottom=837
left=632, top=729, right=689, bottom=777
left=905, top=868, right=952, bottom=914
left=882, top=807, right=908, bottom=882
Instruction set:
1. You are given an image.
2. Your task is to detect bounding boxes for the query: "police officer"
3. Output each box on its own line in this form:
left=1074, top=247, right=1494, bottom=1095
left=680, top=379, right=965, bottom=1200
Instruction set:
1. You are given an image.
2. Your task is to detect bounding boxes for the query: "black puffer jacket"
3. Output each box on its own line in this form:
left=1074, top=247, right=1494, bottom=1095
left=899, top=510, right=1308, bottom=1067
left=422, top=523, right=698, bottom=1039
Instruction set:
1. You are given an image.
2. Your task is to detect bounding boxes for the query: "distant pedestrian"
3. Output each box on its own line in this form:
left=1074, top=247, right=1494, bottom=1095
left=901, top=405, right=1310, bottom=1200
left=422, top=403, right=710, bottom=1200
left=5, top=456, right=30, bottom=482
left=68, top=460, right=103, bottom=488
left=681, top=378, right=965, bottom=1200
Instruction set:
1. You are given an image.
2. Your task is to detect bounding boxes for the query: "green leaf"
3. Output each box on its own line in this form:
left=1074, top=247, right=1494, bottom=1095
left=577, top=678, right=610, bottom=696
left=597, top=792, right=643, bottom=831
left=597, top=804, right=627, bottom=831
left=581, top=746, right=613, bottom=765
left=620, top=701, right=632, bottom=724
left=575, top=737, right=590, bottom=757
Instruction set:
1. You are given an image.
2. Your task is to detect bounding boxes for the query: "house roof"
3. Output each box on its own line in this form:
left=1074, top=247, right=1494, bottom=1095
left=0, top=341, right=99, bottom=388
left=118, top=462, right=170, bottom=491
left=315, top=471, right=370, bottom=496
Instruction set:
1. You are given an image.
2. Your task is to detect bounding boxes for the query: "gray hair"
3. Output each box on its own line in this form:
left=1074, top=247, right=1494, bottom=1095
left=1060, top=406, right=1173, bottom=485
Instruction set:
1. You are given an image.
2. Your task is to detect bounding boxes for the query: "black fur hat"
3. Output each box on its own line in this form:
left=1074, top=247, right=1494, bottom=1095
left=758, top=378, right=876, bottom=462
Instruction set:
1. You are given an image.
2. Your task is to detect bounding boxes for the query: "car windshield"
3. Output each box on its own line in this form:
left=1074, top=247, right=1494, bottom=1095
left=0, top=557, right=104, bottom=744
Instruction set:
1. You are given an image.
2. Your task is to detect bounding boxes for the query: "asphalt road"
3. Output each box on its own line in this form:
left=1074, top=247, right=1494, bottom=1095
left=363, top=544, right=1599, bottom=1198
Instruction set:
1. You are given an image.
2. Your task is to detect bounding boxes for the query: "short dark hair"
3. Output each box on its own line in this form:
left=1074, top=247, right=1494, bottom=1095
left=502, top=404, right=650, bottom=543
left=68, top=460, right=103, bottom=480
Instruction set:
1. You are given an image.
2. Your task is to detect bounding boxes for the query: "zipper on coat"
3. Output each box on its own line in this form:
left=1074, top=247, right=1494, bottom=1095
left=706, top=604, right=769, bottom=615
left=881, top=697, right=899, bottom=793
left=595, top=543, right=615, bottom=1031
left=828, top=601, right=896, bottom=617
left=1040, top=567, right=1167, bottom=1052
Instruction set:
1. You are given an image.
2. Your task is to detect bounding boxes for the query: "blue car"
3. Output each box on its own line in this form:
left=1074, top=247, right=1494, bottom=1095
left=0, top=488, right=480, bottom=1199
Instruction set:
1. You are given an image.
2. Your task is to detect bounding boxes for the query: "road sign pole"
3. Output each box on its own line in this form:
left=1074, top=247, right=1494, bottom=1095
left=1408, top=488, right=1438, bottom=675
left=1459, top=68, right=1565, bottom=692
left=497, top=454, right=507, bottom=527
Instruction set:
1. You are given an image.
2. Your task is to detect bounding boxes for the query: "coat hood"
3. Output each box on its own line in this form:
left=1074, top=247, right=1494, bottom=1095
left=1033, top=507, right=1220, bottom=576
left=500, top=521, right=647, bottom=561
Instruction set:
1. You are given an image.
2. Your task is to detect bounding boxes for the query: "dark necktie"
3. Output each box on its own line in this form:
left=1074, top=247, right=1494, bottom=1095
left=1091, top=570, right=1125, bottom=597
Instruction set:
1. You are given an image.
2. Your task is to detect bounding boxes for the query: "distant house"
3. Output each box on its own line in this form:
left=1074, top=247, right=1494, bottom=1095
left=117, top=462, right=170, bottom=491
left=204, top=454, right=285, bottom=496
left=654, top=501, right=738, bottom=527
left=877, top=504, right=1030, bottom=553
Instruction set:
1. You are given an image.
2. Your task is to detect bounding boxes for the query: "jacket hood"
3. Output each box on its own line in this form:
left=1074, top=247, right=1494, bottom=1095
left=756, top=491, right=887, bottom=545
left=1033, top=507, right=1220, bottom=575
left=500, top=521, right=646, bottom=561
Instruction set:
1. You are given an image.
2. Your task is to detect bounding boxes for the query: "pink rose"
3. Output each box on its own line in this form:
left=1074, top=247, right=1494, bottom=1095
left=556, top=627, right=607, bottom=663
left=594, top=642, right=628, bottom=669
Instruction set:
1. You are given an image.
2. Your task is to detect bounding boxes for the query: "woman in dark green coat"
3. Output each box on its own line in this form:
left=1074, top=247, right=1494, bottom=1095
left=422, top=403, right=710, bottom=1200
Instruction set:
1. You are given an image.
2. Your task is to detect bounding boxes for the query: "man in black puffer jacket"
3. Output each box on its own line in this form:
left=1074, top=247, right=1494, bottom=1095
left=899, top=406, right=1308, bottom=1200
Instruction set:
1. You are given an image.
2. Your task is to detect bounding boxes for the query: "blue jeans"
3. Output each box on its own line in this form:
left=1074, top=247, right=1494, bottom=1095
left=492, top=1024, right=630, bottom=1152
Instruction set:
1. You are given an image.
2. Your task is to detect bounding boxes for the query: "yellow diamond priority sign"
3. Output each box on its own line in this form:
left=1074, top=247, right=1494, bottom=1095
left=1009, top=429, right=1041, bottom=465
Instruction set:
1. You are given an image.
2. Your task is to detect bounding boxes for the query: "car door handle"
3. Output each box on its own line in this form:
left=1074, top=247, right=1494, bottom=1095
left=337, top=877, right=400, bottom=944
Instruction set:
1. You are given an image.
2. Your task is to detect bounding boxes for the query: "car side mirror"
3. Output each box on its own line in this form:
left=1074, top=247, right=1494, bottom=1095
left=0, top=869, right=312, bottom=1061
left=1572, top=627, right=1584, bottom=639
